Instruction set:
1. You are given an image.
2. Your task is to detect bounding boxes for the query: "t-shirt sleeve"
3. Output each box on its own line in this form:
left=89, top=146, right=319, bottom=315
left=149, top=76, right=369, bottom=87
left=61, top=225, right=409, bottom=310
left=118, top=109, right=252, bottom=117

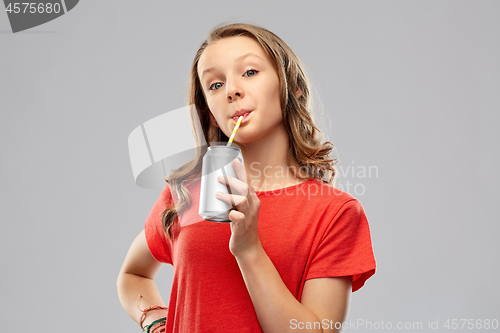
left=305, top=199, right=376, bottom=292
left=144, top=184, right=174, bottom=265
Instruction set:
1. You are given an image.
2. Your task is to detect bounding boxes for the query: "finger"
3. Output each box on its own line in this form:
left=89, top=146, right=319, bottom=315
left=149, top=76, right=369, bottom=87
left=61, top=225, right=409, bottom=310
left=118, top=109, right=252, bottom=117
left=215, top=192, right=248, bottom=207
left=228, top=209, right=245, bottom=222
left=232, top=158, right=256, bottom=194
left=232, top=158, right=248, bottom=186
left=217, top=175, right=247, bottom=196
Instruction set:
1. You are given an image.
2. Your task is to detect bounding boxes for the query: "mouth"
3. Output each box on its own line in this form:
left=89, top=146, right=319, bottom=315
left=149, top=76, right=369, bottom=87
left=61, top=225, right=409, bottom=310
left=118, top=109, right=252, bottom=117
left=232, top=111, right=252, bottom=123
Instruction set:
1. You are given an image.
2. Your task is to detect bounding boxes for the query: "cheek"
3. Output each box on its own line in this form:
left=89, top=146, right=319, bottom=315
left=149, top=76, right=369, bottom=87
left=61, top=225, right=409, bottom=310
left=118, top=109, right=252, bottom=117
left=266, top=75, right=281, bottom=101
left=206, top=99, right=227, bottom=128
left=265, top=81, right=282, bottom=112
left=205, top=98, right=220, bottom=119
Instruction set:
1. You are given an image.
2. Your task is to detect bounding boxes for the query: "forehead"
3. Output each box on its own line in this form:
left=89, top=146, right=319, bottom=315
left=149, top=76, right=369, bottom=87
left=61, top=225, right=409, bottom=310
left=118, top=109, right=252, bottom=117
left=198, top=36, right=269, bottom=74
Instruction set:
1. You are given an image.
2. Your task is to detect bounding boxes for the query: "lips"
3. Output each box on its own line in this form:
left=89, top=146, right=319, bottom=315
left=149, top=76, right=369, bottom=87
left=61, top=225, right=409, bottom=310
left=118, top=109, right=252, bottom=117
left=232, top=111, right=252, bottom=122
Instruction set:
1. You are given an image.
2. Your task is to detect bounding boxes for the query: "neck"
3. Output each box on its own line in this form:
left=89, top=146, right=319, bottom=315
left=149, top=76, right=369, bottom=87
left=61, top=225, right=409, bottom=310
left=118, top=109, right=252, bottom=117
left=236, top=123, right=307, bottom=191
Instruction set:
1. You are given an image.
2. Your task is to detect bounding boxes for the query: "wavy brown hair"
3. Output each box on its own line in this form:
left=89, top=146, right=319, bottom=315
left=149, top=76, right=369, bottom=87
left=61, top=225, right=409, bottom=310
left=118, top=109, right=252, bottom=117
left=161, top=22, right=338, bottom=241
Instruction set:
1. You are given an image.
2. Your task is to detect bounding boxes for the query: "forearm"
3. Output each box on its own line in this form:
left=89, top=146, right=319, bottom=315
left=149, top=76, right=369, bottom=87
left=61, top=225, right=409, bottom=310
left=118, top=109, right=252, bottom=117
left=235, top=244, right=323, bottom=333
left=116, top=273, right=168, bottom=328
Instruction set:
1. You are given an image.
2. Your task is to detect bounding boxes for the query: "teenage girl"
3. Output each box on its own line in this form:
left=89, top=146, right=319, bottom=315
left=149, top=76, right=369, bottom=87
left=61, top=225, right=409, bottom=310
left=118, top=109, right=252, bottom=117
left=117, top=23, right=376, bottom=333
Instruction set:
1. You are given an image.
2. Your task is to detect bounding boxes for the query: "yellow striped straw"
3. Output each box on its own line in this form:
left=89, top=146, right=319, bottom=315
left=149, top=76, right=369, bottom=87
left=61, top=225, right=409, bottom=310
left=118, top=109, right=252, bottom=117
left=227, top=115, right=244, bottom=147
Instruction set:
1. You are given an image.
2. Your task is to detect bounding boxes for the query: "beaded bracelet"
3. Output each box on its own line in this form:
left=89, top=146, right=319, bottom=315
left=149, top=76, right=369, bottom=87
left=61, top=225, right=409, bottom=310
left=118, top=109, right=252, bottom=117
left=144, top=317, right=166, bottom=333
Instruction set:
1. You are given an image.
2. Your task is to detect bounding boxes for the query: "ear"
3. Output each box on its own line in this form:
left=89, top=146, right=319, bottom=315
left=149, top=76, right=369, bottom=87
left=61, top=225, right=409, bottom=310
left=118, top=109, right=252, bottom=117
left=209, top=112, right=219, bottom=128
left=295, top=88, right=302, bottom=99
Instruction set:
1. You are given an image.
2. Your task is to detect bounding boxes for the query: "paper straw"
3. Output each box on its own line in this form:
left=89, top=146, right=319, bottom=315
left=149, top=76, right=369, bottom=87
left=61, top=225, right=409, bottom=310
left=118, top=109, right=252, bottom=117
left=227, top=115, right=244, bottom=147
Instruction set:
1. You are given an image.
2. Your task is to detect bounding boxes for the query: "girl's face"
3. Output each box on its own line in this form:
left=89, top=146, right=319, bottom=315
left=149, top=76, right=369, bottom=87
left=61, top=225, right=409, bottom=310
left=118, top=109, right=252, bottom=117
left=197, top=36, right=283, bottom=144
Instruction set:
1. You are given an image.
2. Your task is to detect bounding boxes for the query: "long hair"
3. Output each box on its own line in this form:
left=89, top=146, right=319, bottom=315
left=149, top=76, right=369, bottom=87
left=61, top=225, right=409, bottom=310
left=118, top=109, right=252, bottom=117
left=161, top=22, right=338, bottom=241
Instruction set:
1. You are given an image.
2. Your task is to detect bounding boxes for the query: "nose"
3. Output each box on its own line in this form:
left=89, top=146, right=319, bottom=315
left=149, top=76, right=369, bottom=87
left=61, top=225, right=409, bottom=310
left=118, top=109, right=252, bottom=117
left=225, top=78, right=243, bottom=102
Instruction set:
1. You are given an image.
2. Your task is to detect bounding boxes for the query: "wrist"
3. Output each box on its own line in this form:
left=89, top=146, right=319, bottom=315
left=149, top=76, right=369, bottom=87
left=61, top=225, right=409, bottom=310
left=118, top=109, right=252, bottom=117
left=145, top=317, right=167, bottom=333
left=136, top=294, right=168, bottom=330
left=234, top=242, right=264, bottom=264
left=141, top=309, right=168, bottom=328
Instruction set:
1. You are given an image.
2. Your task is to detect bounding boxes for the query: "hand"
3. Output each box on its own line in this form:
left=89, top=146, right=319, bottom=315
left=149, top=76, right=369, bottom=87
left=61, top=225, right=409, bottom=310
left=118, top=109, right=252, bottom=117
left=215, top=158, right=262, bottom=257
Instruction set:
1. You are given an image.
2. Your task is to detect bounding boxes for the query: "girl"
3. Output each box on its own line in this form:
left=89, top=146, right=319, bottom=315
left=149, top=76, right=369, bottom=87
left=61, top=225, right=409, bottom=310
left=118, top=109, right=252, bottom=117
left=117, top=23, right=376, bottom=333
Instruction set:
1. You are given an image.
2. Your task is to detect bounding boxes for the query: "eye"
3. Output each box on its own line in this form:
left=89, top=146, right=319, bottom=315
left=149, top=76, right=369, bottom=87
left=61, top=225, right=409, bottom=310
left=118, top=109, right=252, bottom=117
left=208, top=69, right=258, bottom=90
left=244, top=69, right=258, bottom=77
left=209, top=82, right=224, bottom=90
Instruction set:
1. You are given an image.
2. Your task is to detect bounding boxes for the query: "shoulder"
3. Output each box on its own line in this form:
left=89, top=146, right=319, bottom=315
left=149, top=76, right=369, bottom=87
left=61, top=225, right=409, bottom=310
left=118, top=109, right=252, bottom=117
left=308, top=179, right=370, bottom=231
left=305, top=178, right=361, bottom=208
left=146, top=183, right=172, bottom=221
left=158, top=182, right=175, bottom=204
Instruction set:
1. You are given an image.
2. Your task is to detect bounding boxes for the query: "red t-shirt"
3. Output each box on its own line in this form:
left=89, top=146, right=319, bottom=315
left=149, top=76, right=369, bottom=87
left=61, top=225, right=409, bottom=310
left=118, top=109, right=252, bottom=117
left=145, top=178, right=376, bottom=332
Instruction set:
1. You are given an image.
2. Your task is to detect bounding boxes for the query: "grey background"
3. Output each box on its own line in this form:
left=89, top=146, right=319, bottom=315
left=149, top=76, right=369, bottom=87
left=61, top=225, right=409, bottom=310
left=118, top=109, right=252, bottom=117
left=1, top=0, right=499, bottom=332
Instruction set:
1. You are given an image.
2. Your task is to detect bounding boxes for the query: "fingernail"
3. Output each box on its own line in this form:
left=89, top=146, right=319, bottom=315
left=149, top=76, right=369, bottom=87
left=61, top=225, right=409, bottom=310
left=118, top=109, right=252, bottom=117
left=217, top=176, right=223, bottom=181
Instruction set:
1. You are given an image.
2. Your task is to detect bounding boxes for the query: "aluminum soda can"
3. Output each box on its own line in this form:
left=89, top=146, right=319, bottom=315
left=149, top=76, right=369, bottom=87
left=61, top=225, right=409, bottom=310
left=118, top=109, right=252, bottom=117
left=199, top=142, right=244, bottom=222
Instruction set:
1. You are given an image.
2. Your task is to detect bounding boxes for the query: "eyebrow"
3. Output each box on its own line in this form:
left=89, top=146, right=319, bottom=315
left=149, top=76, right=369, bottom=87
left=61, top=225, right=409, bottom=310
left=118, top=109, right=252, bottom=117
left=200, top=52, right=264, bottom=79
